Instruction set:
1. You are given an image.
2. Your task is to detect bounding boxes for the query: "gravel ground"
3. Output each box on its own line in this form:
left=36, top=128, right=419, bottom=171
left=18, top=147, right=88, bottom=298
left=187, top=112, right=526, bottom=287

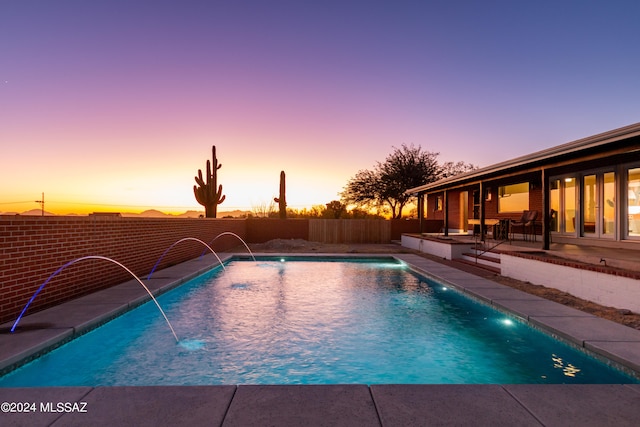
left=246, top=239, right=640, bottom=330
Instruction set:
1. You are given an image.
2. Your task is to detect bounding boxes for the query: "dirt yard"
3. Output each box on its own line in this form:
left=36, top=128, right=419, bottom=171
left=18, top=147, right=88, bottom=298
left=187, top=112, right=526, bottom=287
left=247, top=239, right=640, bottom=330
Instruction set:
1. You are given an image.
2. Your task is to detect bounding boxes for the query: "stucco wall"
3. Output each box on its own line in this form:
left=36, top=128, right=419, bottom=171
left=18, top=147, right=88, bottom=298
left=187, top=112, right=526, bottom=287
left=501, top=253, right=640, bottom=313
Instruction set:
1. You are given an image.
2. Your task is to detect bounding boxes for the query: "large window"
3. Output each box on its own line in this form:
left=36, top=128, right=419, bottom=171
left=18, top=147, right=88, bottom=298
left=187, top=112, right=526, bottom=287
left=498, top=182, right=529, bottom=213
left=603, top=172, right=615, bottom=236
left=629, top=168, right=640, bottom=237
left=564, top=178, right=576, bottom=233
left=583, top=175, right=597, bottom=234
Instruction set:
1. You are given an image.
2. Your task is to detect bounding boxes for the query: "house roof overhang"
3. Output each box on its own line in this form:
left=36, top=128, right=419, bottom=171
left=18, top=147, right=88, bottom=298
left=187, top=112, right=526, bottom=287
left=407, top=122, right=640, bottom=195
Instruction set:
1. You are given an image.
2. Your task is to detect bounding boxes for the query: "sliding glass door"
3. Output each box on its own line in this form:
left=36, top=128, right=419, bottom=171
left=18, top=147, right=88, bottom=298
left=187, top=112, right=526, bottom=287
left=628, top=168, right=640, bottom=238
left=549, top=176, right=576, bottom=235
left=582, top=171, right=615, bottom=238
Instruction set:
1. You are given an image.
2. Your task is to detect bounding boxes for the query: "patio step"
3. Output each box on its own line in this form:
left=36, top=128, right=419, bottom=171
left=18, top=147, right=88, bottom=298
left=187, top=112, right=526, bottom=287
left=462, top=249, right=501, bottom=263
left=458, top=250, right=501, bottom=273
left=454, top=258, right=502, bottom=274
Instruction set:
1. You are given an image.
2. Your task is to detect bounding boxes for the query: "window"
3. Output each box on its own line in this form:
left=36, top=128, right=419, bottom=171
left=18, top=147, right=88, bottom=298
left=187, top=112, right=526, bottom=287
left=628, top=168, right=640, bottom=237
left=484, top=187, right=492, bottom=201
left=564, top=177, right=576, bottom=233
left=435, top=195, right=443, bottom=211
left=603, top=172, right=615, bottom=236
left=583, top=175, right=597, bottom=233
left=498, top=182, right=529, bottom=213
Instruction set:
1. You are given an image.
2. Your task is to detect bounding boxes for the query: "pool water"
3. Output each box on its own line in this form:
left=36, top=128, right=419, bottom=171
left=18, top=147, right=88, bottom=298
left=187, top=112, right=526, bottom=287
left=1, top=258, right=637, bottom=386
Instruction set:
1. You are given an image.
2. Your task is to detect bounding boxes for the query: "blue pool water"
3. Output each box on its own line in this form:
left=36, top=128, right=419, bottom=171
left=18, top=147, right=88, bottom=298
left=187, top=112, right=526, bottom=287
left=1, top=257, right=637, bottom=386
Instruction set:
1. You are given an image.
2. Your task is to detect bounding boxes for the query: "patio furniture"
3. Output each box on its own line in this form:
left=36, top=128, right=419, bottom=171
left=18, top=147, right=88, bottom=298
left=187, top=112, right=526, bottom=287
left=493, top=219, right=510, bottom=241
left=468, top=218, right=499, bottom=239
left=510, top=210, right=538, bottom=241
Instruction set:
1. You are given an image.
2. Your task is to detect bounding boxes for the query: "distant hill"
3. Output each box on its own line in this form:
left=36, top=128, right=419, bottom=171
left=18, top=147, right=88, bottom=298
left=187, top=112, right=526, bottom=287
left=121, top=209, right=170, bottom=218
left=177, top=210, right=206, bottom=218
left=216, top=210, right=251, bottom=218
left=0, top=209, right=250, bottom=218
left=0, top=209, right=55, bottom=216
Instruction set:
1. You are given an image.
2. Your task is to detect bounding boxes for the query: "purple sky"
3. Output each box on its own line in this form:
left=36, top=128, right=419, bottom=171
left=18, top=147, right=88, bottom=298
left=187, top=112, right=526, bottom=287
left=2, top=1, right=639, bottom=214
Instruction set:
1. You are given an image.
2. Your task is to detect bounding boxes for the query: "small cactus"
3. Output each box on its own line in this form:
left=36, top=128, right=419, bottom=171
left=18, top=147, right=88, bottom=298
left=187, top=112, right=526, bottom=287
left=274, top=170, right=287, bottom=219
left=193, top=146, right=226, bottom=218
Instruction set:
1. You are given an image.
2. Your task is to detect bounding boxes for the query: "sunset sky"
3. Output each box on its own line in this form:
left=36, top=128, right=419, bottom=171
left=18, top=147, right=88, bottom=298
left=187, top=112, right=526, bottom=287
left=2, top=1, right=639, bottom=215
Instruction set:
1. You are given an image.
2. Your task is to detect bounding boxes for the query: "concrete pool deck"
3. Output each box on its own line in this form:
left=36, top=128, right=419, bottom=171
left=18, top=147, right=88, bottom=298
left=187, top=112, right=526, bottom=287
left=1, top=253, right=640, bottom=426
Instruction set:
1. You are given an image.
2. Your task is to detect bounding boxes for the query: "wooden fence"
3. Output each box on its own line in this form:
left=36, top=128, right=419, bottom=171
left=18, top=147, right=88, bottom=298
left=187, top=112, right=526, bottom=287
left=308, top=219, right=392, bottom=244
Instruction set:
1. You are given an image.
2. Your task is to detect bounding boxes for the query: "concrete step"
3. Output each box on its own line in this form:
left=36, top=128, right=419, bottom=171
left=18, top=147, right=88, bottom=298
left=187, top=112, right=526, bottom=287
left=465, top=249, right=501, bottom=261
left=459, top=249, right=502, bottom=273
left=453, top=258, right=502, bottom=274
left=461, top=252, right=501, bottom=265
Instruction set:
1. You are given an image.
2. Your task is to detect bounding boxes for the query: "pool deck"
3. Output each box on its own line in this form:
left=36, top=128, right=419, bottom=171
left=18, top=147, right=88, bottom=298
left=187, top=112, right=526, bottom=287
left=2, top=253, right=640, bottom=426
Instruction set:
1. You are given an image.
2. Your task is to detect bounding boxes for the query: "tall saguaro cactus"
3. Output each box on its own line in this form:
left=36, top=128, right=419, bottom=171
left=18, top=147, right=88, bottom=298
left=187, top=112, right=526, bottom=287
left=274, top=170, right=287, bottom=219
left=194, top=146, right=226, bottom=218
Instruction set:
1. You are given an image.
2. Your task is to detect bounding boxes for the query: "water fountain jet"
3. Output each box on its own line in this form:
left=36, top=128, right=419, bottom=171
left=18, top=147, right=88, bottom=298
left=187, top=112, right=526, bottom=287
left=11, top=256, right=179, bottom=342
left=202, top=232, right=256, bottom=261
left=147, top=237, right=225, bottom=280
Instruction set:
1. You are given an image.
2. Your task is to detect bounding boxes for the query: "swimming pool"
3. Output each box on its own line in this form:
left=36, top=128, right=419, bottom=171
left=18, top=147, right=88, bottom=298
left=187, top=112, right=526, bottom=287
left=0, top=257, right=637, bottom=386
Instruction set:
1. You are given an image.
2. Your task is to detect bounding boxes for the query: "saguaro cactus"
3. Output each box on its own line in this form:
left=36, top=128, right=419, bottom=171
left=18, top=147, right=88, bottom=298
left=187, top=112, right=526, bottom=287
left=274, top=170, right=287, bottom=219
left=194, top=146, right=226, bottom=218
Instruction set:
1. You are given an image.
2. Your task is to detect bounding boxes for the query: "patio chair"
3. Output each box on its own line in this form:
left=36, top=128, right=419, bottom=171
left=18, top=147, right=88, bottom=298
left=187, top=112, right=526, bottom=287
left=510, top=210, right=538, bottom=241
left=510, top=210, right=529, bottom=241
left=525, top=210, right=539, bottom=241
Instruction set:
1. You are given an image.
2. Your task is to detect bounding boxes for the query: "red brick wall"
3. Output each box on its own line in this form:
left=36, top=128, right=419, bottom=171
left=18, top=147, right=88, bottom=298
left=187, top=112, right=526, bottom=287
left=1, top=216, right=427, bottom=323
left=0, top=216, right=246, bottom=323
left=390, top=219, right=420, bottom=239
left=425, top=194, right=445, bottom=220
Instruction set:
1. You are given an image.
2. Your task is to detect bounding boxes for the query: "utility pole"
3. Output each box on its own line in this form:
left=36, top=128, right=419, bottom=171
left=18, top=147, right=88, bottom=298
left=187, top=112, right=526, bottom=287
left=35, top=192, right=44, bottom=216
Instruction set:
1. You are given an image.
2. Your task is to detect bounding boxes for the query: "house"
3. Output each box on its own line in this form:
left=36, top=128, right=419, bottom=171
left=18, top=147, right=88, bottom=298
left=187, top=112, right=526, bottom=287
left=406, top=122, right=640, bottom=251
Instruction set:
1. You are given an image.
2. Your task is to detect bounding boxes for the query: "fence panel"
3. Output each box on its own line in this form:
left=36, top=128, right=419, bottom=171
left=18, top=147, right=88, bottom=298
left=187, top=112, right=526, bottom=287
left=308, top=219, right=391, bottom=243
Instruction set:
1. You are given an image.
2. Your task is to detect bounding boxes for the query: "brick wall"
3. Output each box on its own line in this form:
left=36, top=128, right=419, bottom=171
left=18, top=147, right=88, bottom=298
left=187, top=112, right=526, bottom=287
left=0, top=216, right=246, bottom=324
left=1, top=216, right=423, bottom=324
left=390, top=219, right=421, bottom=239
left=426, top=194, right=445, bottom=221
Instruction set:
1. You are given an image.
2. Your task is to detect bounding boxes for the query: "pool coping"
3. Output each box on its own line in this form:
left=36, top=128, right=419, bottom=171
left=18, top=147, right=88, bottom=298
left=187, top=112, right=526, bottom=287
left=2, top=253, right=640, bottom=426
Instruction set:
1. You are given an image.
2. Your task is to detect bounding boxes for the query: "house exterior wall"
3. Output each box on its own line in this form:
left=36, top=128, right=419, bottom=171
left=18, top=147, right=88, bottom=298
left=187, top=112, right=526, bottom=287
left=424, top=184, right=544, bottom=234
left=415, top=129, right=640, bottom=247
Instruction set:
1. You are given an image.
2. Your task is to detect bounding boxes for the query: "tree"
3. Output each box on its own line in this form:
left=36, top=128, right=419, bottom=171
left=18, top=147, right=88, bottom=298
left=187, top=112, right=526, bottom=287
left=250, top=200, right=276, bottom=218
left=439, top=161, right=476, bottom=179
left=325, top=200, right=346, bottom=219
left=341, top=144, right=476, bottom=219
left=377, top=143, right=441, bottom=218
